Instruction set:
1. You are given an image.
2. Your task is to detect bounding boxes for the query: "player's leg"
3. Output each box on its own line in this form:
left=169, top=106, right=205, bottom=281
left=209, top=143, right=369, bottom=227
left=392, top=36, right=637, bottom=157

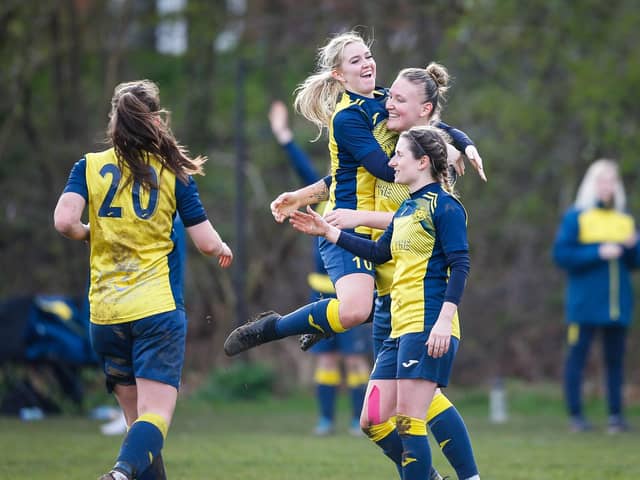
left=602, top=325, right=629, bottom=433
left=311, top=349, right=341, bottom=435
left=104, top=310, right=185, bottom=479
left=361, top=379, right=402, bottom=477
left=427, top=389, right=479, bottom=479
left=564, top=323, right=595, bottom=431
left=342, top=323, right=373, bottom=435
left=224, top=272, right=374, bottom=356
left=396, top=378, right=438, bottom=480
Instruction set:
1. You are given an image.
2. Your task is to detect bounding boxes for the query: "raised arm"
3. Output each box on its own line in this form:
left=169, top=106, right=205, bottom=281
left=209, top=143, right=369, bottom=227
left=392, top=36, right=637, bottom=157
left=177, top=177, right=233, bottom=268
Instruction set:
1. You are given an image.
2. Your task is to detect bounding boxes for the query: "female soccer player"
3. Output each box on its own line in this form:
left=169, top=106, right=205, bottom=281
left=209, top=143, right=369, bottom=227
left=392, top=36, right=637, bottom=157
left=54, top=79, right=233, bottom=480
left=290, top=126, right=473, bottom=480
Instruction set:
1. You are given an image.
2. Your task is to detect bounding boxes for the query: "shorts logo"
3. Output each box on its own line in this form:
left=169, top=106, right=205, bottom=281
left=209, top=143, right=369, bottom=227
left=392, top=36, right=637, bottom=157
left=402, top=359, right=419, bottom=368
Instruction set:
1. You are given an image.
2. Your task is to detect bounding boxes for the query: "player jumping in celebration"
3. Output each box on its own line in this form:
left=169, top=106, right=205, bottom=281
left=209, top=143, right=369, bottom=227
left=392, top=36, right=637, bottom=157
left=54, top=79, right=233, bottom=480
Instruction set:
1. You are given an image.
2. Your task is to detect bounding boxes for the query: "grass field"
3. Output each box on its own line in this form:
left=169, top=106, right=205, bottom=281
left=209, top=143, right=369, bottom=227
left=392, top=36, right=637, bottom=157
left=0, top=382, right=638, bottom=479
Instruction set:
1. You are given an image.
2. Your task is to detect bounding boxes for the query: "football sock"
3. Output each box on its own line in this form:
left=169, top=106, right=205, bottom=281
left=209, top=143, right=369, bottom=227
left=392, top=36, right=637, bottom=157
left=274, top=298, right=344, bottom=337
left=315, top=368, right=340, bottom=422
left=114, top=413, right=167, bottom=478
left=427, top=393, right=479, bottom=479
left=363, top=419, right=403, bottom=478
left=397, top=414, right=431, bottom=480
left=137, top=452, right=166, bottom=480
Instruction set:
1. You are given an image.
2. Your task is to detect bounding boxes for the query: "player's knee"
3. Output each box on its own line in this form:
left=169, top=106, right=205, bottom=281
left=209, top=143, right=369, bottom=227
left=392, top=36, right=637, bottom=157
left=339, top=304, right=372, bottom=328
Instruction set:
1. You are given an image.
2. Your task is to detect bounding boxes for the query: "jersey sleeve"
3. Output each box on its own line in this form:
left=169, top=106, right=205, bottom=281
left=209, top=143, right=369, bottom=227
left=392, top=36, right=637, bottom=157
left=434, top=197, right=470, bottom=305
left=336, top=222, right=393, bottom=264
left=333, top=109, right=395, bottom=182
left=437, top=121, right=474, bottom=152
left=63, top=158, right=88, bottom=200
left=434, top=197, right=469, bottom=255
left=175, top=176, right=208, bottom=227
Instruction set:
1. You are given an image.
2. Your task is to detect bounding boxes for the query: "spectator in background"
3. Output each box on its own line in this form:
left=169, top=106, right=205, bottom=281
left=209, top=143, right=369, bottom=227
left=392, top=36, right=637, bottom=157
left=553, top=159, right=639, bottom=434
left=54, top=79, right=233, bottom=480
left=268, top=100, right=371, bottom=436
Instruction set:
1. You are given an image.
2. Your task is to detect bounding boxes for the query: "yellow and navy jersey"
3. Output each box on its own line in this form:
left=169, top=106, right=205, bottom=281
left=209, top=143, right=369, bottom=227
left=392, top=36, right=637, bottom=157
left=553, top=206, right=640, bottom=326
left=337, top=182, right=470, bottom=339
left=373, top=179, right=409, bottom=295
left=63, top=148, right=208, bottom=325
left=327, top=88, right=397, bottom=235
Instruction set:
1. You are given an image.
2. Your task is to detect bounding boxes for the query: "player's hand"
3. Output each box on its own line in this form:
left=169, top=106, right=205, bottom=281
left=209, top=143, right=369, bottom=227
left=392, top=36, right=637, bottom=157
left=623, top=232, right=638, bottom=249
left=289, top=206, right=329, bottom=237
left=268, top=100, right=293, bottom=145
left=599, top=243, right=623, bottom=260
left=446, top=143, right=465, bottom=177
left=426, top=303, right=455, bottom=358
left=465, top=145, right=487, bottom=182
left=324, top=208, right=360, bottom=230
left=217, top=242, right=233, bottom=268
left=270, top=191, right=302, bottom=223
left=426, top=320, right=451, bottom=359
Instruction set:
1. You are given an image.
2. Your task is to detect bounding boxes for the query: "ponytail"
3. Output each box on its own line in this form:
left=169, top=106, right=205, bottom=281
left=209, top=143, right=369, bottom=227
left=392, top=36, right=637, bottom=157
left=108, top=80, right=206, bottom=189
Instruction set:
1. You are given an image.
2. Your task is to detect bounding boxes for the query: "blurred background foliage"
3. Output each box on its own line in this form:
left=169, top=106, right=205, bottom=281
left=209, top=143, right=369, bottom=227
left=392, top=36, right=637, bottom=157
left=1, top=0, right=639, bottom=391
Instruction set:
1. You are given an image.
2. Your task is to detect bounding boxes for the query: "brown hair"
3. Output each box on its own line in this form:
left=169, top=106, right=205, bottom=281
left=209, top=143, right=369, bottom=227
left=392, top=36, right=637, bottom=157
left=400, top=126, right=455, bottom=195
left=397, top=62, right=449, bottom=124
left=107, top=79, right=206, bottom=189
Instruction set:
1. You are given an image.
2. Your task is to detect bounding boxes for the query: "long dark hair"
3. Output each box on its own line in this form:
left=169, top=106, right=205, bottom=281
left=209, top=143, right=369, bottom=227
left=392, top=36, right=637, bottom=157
left=107, top=79, right=205, bottom=189
left=400, top=126, right=455, bottom=196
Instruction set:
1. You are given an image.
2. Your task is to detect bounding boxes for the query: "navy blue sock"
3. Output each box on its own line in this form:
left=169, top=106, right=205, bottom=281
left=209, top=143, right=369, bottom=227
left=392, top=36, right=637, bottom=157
left=137, top=453, right=166, bottom=480
left=429, top=406, right=478, bottom=479
left=114, top=413, right=166, bottom=478
left=275, top=298, right=344, bottom=337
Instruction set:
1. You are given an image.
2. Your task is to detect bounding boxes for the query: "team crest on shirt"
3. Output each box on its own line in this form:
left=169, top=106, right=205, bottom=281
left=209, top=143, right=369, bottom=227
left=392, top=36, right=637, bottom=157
left=413, top=207, right=427, bottom=222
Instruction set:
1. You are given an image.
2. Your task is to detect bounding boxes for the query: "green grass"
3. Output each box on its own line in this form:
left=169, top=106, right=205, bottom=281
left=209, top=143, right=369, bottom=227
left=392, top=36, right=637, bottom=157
left=1, top=382, right=639, bottom=479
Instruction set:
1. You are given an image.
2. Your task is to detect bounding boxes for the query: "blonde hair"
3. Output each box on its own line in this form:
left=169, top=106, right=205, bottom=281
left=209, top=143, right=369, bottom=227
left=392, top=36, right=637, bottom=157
left=294, top=31, right=370, bottom=139
left=574, top=158, right=626, bottom=210
left=397, top=62, right=450, bottom=124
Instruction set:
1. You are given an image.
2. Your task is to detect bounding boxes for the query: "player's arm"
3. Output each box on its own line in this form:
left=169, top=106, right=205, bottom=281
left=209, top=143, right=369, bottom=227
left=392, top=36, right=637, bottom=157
left=333, top=110, right=395, bottom=182
left=270, top=177, right=330, bottom=223
left=324, top=208, right=393, bottom=230
left=428, top=199, right=470, bottom=358
left=437, top=121, right=487, bottom=182
left=54, top=158, right=90, bottom=241
left=177, top=176, right=233, bottom=267
left=54, top=193, right=89, bottom=241
left=289, top=206, right=393, bottom=264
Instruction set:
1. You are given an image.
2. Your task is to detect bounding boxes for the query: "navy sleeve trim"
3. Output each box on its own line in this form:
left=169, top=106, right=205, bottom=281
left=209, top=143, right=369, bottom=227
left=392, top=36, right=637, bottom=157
left=437, top=121, right=474, bottom=151
left=336, top=229, right=392, bottom=264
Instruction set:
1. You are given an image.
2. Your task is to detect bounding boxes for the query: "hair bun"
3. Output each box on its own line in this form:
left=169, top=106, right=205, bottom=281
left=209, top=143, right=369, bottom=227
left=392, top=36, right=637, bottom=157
left=425, top=62, right=449, bottom=89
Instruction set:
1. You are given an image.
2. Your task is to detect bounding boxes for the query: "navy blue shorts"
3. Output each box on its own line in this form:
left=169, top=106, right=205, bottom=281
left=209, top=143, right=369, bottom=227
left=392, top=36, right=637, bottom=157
left=310, top=322, right=373, bottom=356
left=370, top=330, right=459, bottom=387
left=372, top=294, right=392, bottom=358
left=90, top=309, right=187, bottom=392
left=319, top=236, right=376, bottom=284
